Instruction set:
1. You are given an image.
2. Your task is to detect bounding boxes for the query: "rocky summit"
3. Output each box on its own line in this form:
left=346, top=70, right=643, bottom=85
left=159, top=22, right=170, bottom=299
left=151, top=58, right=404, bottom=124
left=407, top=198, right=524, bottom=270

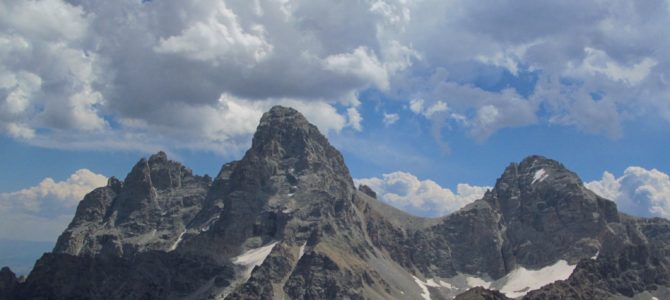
left=1, top=106, right=669, bottom=300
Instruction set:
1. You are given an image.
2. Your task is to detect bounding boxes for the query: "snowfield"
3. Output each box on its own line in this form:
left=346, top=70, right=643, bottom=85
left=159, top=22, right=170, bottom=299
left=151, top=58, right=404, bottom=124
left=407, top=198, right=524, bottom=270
left=413, top=259, right=576, bottom=299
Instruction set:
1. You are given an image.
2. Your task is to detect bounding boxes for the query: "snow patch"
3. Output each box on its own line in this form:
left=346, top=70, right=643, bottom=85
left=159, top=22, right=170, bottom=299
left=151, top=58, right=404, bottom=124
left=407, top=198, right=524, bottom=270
left=532, top=169, right=549, bottom=185
left=412, top=275, right=433, bottom=300
left=169, top=230, right=186, bottom=251
left=466, top=276, right=492, bottom=289
left=298, top=242, right=306, bottom=260
left=233, top=242, right=278, bottom=268
left=437, top=279, right=453, bottom=289
left=435, top=260, right=576, bottom=298
left=591, top=251, right=599, bottom=260
left=497, top=260, right=576, bottom=298
left=201, top=215, right=220, bottom=232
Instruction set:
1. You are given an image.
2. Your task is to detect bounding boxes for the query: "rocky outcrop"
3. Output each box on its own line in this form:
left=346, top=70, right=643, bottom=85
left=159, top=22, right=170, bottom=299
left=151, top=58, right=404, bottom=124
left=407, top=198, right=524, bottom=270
left=455, top=287, right=509, bottom=300
left=53, top=151, right=211, bottom=257
left=16, top=252, right=232, bottom=300
left=524, top=216, right=670, bottom=299
left=4, top=106, right=670, bottom=299
left=0, top=267, right=18, bottom=300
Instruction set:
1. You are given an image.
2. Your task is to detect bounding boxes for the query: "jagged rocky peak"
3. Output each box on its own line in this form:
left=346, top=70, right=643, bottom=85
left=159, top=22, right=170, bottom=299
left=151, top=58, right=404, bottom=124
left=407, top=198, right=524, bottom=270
left=189, top=106, right=358, bottom=258
left=479, top=155, right=620, bottom=270
left=124, top=150, right=199, bottom=191
left=0, top=267, right=18, bottom=299
left=485, top=155, right=613, bottom=214
left=53, top=150, right=211, bottom=257
left=494, top=155, right=579, bottom=192
left=247, top=106, right=351, bottom=182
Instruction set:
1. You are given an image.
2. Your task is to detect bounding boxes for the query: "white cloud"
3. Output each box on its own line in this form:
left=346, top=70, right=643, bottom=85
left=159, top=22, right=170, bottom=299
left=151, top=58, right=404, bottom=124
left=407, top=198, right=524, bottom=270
left=409, top=98, right=424, bottom=114
left=346, top=106, right=363, bottom=131
left=424, top=101, right=448, bottom=118
left=408, top=99, right=449, bottom=118
left=323, top=46, right=390, bottom=90
left=383, top=112, right=400, bottom=125
left=574, top=47, right=657, bottom=85
left=586, top=167, right=670, bottom=219
left=1, top=0, right=421, bottom=154
left=356, top=171, right=490, bottom=217
left=2, top=0, right=670, bottom=153
left=154, top=1, right=272, bottom=65
left=0, top=169, right=107, bottom=241
left=0, top=0, right=106, bottom=139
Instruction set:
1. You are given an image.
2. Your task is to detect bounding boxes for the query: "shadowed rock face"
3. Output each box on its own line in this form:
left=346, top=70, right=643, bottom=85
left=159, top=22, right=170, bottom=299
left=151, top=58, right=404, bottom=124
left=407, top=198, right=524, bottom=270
left=0, top=267, right=18, bottom=300
left=52, top=151, right=211, bottom=257
left=2, top=106, right=670, bottom=300
left=486, top=156, right=619, bottom=272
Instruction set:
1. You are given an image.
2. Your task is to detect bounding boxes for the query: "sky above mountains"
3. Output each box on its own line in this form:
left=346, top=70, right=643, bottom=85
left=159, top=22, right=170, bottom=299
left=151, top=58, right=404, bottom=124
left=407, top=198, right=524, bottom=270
left=1, top=0, right=670, bottom=243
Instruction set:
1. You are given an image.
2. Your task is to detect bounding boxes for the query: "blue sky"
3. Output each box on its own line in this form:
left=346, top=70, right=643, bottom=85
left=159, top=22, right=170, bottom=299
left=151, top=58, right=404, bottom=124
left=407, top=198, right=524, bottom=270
left=2, top=0, right=670, bottom=249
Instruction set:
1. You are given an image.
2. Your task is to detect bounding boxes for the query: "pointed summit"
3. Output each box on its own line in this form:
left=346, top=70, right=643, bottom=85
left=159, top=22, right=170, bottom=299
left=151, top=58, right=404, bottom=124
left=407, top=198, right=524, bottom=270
left=482, top=155, right=619, bottom=270
left=250, top=106, right=326, bottom=159
left=246, top=105, right=351, bottom=182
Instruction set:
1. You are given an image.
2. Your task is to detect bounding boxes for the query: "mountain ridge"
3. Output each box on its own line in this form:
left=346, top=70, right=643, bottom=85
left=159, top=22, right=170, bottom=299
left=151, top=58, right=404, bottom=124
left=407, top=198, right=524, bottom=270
left=1, top=106, right=669, bottom=300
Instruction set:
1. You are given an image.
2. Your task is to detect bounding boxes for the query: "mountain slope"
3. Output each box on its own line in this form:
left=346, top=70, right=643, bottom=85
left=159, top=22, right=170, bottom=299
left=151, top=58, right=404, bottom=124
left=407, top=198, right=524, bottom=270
left=1, top=106, right=669, bottom=300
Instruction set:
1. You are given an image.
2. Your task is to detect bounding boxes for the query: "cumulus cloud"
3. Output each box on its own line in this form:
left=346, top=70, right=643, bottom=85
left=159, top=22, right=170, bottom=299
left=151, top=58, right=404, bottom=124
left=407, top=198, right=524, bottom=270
left=0, top=169, right=107, bottom=241
left=1, top=0, right=417, bottom=154
left=154, top=1, right=272, bottom=65
left=2, top=0, right=670, bottom=153
left=586, top=167, right=670, bottom=219
left=356, top=172, right=490, bottom=217
left=383, top=112, right=399, bottom=126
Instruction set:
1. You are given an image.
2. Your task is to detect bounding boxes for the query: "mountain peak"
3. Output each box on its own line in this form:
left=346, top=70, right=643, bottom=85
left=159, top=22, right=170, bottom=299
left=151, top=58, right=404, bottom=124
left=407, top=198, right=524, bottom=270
left=258, top=105, right=310, bottom=128
left=148, top=151, right=168, bottom=163
left=248, top=106, right=347, bottom=176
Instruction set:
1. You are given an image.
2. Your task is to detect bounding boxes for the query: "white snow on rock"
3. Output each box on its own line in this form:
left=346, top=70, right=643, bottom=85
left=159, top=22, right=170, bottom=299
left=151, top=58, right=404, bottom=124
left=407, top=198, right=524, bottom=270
left=496, top=260, right=576, bottom=298
left=298, top=242, right=306, bottom=260
left=413, top=275, right=439, bottom=300
left=466, top=276, right=492, bottom=289
left=233, top=242, right=278, bottom=268
left=429, top=260, right=576, bottom=299
left=532, top=169, right=549, bottom=185
left=592, top=251, right=599, bottom=260
left=169, top=230, right=186, bottom=251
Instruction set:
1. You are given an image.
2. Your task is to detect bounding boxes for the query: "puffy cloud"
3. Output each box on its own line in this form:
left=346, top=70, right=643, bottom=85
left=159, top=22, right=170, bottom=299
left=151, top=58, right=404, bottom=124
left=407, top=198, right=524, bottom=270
left=346, top=106, right=363, bottom=131
left=153, top=1, right=272, bottom=65
left=356, top=172, right=490, bottom=217
left=398, top=0, right=670, bottom=139
left=586, top=167, right=670, bottom=219
left=0, top=169, right=107, bottom=241
left=2, top=0, right=670, bottom=153
left=1, top=0, right=412, bottom=154
left=383, top=112, right=399, bottom=126
left=0, top=0, right=106, bottom=140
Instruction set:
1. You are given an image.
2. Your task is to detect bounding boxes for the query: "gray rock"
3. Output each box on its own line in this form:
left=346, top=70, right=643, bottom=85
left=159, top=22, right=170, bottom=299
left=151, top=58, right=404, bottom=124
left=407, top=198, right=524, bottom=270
left=53, top=151, right=212, bottom=257
left=455, top=287, right=510, bottom=300
left=8, top=106, right=670, bottom=300
left=0, top=267, right=18, bottom=300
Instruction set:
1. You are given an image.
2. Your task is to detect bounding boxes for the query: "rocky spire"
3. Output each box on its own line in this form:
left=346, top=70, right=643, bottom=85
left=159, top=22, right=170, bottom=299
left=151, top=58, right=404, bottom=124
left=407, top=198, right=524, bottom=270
left=247, top=106, right=352, bottom=183
left=482, top=155, right=620, bottom=270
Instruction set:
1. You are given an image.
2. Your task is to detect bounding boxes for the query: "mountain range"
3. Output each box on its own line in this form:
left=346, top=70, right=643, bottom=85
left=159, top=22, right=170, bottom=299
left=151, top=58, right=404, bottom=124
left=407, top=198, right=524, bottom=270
left=1, top=106, right=669, bottom=299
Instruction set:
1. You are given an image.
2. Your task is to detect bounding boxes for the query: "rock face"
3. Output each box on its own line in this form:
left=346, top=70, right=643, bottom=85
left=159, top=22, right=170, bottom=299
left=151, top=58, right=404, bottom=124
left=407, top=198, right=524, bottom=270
left=53, top=151, right=212, bottom=256
left=2, top=106, right=670, bottom=300
left=0, top=267, right=18, bottom=300
left=454, top=287, right=509, bottom=300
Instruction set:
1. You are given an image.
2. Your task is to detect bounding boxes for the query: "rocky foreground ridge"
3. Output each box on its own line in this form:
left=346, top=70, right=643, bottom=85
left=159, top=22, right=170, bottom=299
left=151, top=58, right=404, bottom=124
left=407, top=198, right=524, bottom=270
left=1, top=106, right=669, bottom=300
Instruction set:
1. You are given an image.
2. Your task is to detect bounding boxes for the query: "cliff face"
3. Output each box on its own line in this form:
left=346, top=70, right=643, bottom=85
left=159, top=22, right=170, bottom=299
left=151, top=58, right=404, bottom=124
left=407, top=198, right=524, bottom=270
left=2, top=106, right=669, bottom=300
